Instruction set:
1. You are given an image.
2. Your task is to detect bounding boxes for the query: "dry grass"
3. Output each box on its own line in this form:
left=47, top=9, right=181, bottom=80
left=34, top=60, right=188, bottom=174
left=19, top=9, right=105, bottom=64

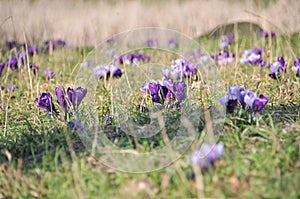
left=1, top=0, right=300, bottom=46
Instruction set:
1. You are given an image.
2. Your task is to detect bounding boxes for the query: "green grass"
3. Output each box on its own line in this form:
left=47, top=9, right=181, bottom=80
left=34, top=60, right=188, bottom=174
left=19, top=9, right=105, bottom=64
left=0, top=30, right=299, bottom=198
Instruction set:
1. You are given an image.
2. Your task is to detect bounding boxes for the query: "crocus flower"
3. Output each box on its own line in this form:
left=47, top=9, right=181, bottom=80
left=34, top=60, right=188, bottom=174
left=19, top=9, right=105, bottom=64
left=80, top=60, right=95, bottom=67
left=29, top=63, right=39, bottom=75
left=219, top=85, right=240, bottom=113
left=6, top=41, right=18, bottom=49
left=93, top=64, right=124, bottom=79
left=253, top=94, right=269, bottom=113
left=220, top=34, right=234, bottom=49
left=140, top=81, right=168, bottom=104
left=144, top=38, right=158, bottom=48
left=0, top=62, right=4, bottom=77
left=55, top=86, right=69, bottom=112
left=161, top=59, right=198, bottom=80
left=118, top=53, right=150, bottom=65
left=44, top=69, right=54, bottom=80
left=168, top=38, right=178, bottom=49
left=190, top=142, right=224, bottom=170
left=7, top=85, right=18, bottom=91
left=269, top=56, right=287, bottom=79
left=292, top=58, right=300, bottom=77
left=220, top=86, right=268, bottom=114
left=257, top=29, right=276, bottom=38
left=211, top=51, right=235, bottom=65
left=162, top=78, right=186, bottom=103
left=67, top=87, right=87, bottom=110
left=27, top=46, right=40, bottom=56
left=44, top=39, right=67, bottom=51
left=240, top=47, right=265, bottom=66
left=34, top=92, right=56, bottom=113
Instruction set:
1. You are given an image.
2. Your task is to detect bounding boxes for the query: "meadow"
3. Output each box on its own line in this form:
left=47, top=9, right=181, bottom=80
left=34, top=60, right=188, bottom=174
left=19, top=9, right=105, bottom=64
left=0, top=0, right=299, bottom=198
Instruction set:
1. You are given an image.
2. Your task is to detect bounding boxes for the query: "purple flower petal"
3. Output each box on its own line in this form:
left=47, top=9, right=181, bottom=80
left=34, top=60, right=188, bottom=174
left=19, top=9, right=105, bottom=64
left=67, top=87, right=87, bottom=110
left=253, top=94, right=269, bottom=113
left=190, top=142, right=224, bottom=170
left=55, top=86, right=69, bottom=112
left=34, top=92, right=56, bottom=113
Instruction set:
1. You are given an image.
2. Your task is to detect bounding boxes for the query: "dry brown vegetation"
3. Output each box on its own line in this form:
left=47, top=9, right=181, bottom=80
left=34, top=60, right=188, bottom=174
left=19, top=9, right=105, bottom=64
left=1, top=0, right=300, bottom=46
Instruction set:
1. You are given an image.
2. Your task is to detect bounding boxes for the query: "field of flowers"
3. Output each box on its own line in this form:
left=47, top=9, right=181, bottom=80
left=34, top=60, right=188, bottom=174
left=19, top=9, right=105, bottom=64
left=0, top=1, right=300, bottom=198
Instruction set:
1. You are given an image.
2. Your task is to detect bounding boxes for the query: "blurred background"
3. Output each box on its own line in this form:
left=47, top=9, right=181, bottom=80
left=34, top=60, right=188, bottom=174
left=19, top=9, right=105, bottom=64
left=0, top=0, right=299, bottom=46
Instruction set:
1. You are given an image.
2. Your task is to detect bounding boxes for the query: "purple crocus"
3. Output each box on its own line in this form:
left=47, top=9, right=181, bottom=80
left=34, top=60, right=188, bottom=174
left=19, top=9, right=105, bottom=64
left=240, top=47, right=265, bottom=66
left=93, top=64, right=124, bottom=79
left=27, top=46, right=40, bottom=56
left=118, top=53, right=151, bottom=65
left=0, top=62, right=4, bottom=77
left=144, top=38, right=158, bottom=48
left=7, top=85, right=18, bottom=91
left=219, top=85, right=240, bottom=113
left=211, top=51, right=235, bottom=65
left=80, top=60, right=95, bottom=67
left=269, top=57, right=287, bottom=79
left=220, top=86, right=268, bottom=114
left=29, top=63, right=39, bottom=75
left=257, top=29, right=276, bottom=38
left=67, top=87, right=87, bottom=110
left=190, top=142, right=224, bottom=170
left=6, top=41, right=18, bottom=49
left=44, top=39, right=67, bottom=51
left=220, top=34, right=234, bottom=49
left=292, top=58, right=300, bottom=77
left=141, top=81, right=168, bottom=104
left=55, top=86, right=69, bottom=112
left=44, top=69, right=54, bottom=80
left=34, top=92, right=56, bottom=113
left=253, top=95, right=269, bottom=113
left=161, top=59, right=198, bottom=80
left=168, top=38, right=178, bottom=49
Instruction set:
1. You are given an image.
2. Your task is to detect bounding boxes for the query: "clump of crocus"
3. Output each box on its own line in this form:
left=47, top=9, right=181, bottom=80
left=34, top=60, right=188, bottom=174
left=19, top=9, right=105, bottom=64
left=141, top=78, right=186, bottom=109
left=6, top=40, right=19, bottom=49
left=27, top=46, right=40, bottom=56
left=141, top=81, right=168, bottom=104
left=161, top=58, right=198, bottom=80
left=190, top=142, right=224, bottom=171
left=240, top=47, right=265, bottom=66
left=93, top=64, right=124, bottom=79
left=211, top=51, right=235, bottom=65
left=144, top=38, right=158, bottom=48
left=268, top=57, right=287, bottom=79
left=220, top=34, right=234, bottom=49
left=44, top=69, right=54, bottom=80
left=44, top=39, right=67, bottom=51
left=219, top=85, right=269, bottom=114
left=5, top=51, right=26, bottom=69
left=35, top=86, right=87, bottom=117
left=257, top=29, right=276, bottom=38
left=292, top=58, right=300, bottom=77
left=118, top=53, right=151, bottom=65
